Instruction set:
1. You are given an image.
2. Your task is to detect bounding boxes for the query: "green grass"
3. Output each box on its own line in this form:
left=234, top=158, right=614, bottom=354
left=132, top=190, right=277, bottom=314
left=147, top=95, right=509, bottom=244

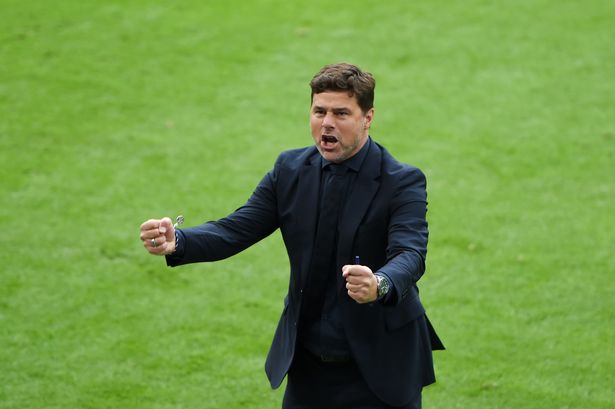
left=1, top=0, right=614, bottom=407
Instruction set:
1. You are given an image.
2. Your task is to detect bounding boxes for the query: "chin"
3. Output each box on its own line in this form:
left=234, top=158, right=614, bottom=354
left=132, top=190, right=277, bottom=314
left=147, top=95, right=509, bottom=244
left=320, top=151, right=341, bottom=162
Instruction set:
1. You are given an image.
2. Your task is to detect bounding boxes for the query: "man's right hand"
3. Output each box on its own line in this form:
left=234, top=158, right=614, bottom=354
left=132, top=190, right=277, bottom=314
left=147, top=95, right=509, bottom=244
left=140, top=217, right=176, bottom=256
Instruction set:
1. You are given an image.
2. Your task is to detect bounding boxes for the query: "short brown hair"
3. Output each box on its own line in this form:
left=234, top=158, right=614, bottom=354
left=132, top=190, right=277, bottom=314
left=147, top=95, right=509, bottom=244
left=310, top=63, right=376, bottom=113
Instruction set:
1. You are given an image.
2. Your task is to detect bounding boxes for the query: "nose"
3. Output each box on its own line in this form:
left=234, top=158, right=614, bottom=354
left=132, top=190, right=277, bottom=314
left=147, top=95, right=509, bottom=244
left=322, top=111, right=335, bottom=130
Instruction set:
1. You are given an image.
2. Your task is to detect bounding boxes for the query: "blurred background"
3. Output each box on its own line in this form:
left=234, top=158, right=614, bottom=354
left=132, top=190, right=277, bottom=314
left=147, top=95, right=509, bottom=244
left=1, top=1, right=613, bottom=407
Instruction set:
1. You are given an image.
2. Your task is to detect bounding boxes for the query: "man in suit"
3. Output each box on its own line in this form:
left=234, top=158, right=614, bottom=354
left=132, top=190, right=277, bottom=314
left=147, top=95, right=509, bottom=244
left=140, top=63, right=443, bottom=408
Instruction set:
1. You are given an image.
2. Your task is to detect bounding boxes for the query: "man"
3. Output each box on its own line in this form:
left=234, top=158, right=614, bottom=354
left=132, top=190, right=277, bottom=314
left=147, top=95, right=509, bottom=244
left=140, top=63, right=443, bottom=408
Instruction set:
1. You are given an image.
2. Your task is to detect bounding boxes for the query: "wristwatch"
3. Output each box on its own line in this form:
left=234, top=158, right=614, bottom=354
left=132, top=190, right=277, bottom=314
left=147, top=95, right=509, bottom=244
left=375, top=274, right=391, bottom=299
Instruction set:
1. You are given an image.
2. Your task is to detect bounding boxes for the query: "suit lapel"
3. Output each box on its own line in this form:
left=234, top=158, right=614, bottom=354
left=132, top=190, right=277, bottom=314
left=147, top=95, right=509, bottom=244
left=338, top=143, right=382, bottom=264
left=296, top=152, right=322, bottom=286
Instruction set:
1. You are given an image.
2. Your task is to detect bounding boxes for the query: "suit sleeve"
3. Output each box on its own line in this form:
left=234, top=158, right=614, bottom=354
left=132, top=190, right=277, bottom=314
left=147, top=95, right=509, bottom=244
left=166, top=159, right=280, bottom=267
left=376, top=166, right=428, bottom=304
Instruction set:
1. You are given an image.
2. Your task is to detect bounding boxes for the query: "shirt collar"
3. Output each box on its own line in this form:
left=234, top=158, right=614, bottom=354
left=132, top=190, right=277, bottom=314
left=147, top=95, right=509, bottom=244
left=321, top=137, right=372, bottom=172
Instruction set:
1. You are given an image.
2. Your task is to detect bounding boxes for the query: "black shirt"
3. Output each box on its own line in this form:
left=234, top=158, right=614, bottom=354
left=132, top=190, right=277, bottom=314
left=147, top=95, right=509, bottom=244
left=298, top=138, right=372, bottom=360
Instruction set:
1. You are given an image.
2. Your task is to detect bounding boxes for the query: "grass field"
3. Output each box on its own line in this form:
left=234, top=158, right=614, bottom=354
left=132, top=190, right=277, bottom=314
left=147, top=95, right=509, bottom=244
left=1, top=1, right=614, bottom=408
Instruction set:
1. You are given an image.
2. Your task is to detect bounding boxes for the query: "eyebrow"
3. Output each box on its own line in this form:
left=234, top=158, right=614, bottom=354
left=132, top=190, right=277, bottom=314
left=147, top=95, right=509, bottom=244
left=312, top=105, right=351, bottom=112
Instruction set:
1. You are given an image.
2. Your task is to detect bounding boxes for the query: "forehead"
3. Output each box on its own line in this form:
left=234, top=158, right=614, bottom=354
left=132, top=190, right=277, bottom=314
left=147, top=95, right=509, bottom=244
left=311, top=91, right=360, bottom=109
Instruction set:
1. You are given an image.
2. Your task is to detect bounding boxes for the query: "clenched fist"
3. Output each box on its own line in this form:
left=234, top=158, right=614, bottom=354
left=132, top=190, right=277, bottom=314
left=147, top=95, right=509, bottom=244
left=342, top=264, right=378, bottom=304
left=140, top=217, right=176, bottom=256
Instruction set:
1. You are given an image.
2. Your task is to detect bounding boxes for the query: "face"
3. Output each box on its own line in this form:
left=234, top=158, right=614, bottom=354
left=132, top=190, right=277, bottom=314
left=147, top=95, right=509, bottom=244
left=310, top=91, right=374, bottom=163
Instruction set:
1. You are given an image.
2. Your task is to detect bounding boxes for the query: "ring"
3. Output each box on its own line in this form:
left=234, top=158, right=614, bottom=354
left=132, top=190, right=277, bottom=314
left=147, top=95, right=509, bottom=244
left=151, top=238, right=157, bottom=247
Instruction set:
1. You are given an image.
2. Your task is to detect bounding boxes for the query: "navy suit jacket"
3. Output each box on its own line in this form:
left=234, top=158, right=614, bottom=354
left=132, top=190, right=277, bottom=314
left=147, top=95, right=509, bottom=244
left=167, top=140, right=443, bottom=406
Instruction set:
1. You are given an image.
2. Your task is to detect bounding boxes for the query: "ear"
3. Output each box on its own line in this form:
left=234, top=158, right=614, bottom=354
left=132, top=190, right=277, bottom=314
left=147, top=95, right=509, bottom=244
left=363, top=108, right=374, bottom=130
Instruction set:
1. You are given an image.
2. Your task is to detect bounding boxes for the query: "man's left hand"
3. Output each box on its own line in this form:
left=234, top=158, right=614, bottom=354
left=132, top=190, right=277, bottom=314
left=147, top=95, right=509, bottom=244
left=342, top=264, right=378, bottom=304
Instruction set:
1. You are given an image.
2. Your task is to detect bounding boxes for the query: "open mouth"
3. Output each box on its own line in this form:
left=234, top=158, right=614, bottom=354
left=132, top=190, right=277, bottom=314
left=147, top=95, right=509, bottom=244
left=321, top=135, right=338, bottom=149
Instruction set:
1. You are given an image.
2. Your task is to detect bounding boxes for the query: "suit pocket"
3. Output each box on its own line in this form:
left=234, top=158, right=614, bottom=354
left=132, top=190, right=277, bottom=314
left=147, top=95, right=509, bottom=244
left=384, top=295, right=425, bottom=331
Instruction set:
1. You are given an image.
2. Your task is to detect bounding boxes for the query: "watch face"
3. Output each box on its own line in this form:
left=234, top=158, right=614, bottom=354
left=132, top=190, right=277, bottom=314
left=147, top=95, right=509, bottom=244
left=378, top=276, right=390, bottom=298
